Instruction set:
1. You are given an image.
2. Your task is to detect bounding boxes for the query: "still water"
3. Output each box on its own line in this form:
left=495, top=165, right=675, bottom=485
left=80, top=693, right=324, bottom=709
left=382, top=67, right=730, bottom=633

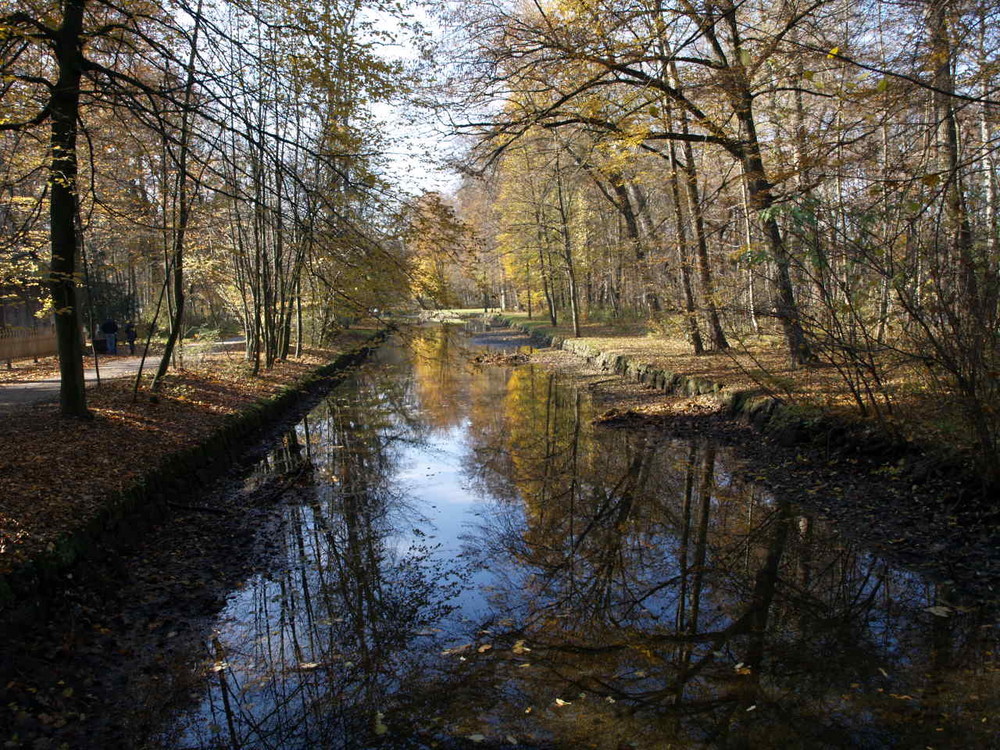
left=164, top=327, right=999, bottom=749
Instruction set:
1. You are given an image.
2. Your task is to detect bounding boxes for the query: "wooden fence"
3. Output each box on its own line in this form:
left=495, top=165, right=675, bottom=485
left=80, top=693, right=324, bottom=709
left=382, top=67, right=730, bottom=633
left=0, top=327, right=58, bottom=361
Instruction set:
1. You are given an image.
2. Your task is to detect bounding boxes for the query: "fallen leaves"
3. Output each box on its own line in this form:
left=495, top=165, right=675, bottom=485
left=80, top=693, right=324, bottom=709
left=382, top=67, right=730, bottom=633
left=471, top=351, right=530, bottom=367
left=0, top=345, right=352, bottom=574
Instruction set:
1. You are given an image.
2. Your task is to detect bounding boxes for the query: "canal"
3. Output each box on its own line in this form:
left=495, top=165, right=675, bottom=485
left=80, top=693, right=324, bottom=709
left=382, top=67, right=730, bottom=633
left=156, top=326, right=999, bottom=748
left=6, top=325, right=996, bottom=749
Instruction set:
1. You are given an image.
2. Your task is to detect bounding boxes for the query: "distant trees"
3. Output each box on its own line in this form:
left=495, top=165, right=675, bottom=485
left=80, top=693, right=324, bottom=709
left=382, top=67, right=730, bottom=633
left=404, top=192, right=479, bottom=309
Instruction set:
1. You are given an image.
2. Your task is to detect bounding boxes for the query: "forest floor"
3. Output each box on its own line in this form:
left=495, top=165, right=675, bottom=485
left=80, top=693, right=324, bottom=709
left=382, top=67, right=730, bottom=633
left=0, top=329, right=374, bottom=578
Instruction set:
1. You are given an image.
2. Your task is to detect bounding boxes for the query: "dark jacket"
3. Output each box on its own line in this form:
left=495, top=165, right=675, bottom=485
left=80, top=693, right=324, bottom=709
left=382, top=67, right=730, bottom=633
left=101, top=319, right=119, bottom=335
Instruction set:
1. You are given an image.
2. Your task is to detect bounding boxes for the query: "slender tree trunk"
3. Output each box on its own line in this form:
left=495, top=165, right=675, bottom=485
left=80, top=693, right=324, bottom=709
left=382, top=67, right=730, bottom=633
left=680, top=132, right=729, bottom=350
left=630, top=182, right=662, bottom=311
left=667, top=133, right=704, bottom=354
left=929, top=0, right=980, bottom=314
left=535, top=220, right=557, bottom=326
left=554, top=156, right=581, bottom=337
left=525, top=257, right=533, bottom=319
left=741, top=179, right=762, bottom=336
left=153, top=1, right=203, bottom=390
left=979, top=12, right=1000, bottom=318
left=295, top=274, right=303, bottom=357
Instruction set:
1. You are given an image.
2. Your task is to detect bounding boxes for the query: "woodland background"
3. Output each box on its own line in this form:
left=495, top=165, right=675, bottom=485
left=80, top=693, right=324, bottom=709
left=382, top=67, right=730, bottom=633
left=1, top=0, right=999, bottom=476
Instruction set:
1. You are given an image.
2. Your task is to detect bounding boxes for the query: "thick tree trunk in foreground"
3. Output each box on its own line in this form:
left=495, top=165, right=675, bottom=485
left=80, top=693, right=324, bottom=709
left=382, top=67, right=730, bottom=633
left=49, top=0, right=88, bottom=417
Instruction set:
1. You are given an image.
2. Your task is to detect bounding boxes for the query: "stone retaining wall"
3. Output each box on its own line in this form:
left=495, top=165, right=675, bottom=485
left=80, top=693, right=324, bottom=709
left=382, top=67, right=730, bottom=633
left=500, top=317, right=879, bottom=451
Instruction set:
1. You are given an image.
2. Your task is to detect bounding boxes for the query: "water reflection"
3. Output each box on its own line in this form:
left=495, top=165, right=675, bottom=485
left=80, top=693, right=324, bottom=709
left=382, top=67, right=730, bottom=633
left=168, top=327, right=999, bottom=748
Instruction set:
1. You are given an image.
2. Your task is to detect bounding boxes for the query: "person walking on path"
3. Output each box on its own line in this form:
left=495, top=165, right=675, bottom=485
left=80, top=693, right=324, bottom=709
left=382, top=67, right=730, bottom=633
left=101, top=317, right=119, bottom=355
left=124, top=320, right=137, bottom=355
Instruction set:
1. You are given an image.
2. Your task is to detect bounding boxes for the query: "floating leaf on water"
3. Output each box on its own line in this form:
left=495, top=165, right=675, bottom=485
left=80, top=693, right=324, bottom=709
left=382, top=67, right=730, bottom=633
left=467, top=734, right=486, bottom=743
left=441, top=644, right=471, bottom=656
left=478, top=644, right=493, bottom=653
left=512, top=640, right=530, bottom=654
left=554, top=698, right=571, bottom=706
left=924, top=605, right=952, bottom=617
left=374, top=712, right=388, bottom=736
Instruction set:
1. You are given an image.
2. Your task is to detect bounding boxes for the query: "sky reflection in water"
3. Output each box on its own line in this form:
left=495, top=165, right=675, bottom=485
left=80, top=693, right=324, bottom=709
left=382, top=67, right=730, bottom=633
left=169, top=327, right=1000, bottom=749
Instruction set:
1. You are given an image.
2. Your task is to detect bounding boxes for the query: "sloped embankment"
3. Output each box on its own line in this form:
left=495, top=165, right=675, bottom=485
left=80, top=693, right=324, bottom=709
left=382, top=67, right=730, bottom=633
left=0, top=331, right=387, bottom=615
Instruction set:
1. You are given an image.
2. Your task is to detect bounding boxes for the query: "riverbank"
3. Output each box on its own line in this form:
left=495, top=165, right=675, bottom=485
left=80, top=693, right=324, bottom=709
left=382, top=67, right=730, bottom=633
left=494, top=313, right=988, bottom=485
left=478, top=321, right=1000, bottom=605
left=0, top=329, right=385, bottom=611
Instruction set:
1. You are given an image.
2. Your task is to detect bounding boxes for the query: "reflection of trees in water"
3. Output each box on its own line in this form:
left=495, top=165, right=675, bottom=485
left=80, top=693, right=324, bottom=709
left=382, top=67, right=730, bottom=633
left=241, top=424, right=308, bottom=492
left=169, top=336, right=999, bottom=749
left=457, top=366, right=1000, bottom=748
left=174, top=357, right=458, bottom=749
left=408, top=326, right=476, bottom=431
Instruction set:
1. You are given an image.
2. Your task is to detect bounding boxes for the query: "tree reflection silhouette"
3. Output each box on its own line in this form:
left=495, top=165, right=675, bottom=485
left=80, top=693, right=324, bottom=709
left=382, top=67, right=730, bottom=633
left=169, top=330, right=999, bottom=749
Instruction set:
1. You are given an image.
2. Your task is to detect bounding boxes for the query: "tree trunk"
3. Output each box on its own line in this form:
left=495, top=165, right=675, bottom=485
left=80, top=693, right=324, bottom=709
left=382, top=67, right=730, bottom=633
left=929, top=0, right=980, bottom=315
left=724, top=10, right=812, bottom=365
left=680, top=133, right=729, bottom=350
left=554, top=156, right=581, bottom=337
left=49, top=0, right=88, bottom=417
left=153, top=2, right=203, bottom=390
left=743, top=148, right=812, bottom=365
left=667, top=134, right=704, bottom=354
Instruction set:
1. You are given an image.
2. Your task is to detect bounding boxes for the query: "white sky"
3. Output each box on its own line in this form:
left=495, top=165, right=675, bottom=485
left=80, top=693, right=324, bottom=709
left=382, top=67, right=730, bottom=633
left=368, top=3, right=463, bottom=197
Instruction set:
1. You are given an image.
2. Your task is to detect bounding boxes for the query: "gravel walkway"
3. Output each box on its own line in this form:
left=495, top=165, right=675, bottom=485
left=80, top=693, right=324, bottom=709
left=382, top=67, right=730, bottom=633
left=0, top=356, right=148, bottom=412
